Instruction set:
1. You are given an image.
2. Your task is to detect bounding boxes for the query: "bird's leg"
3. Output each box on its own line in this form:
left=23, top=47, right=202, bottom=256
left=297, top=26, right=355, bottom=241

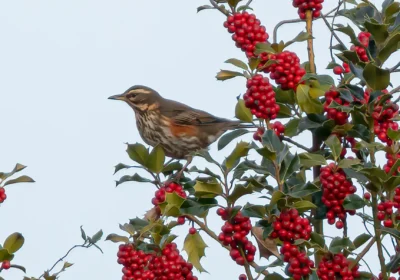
left=174, top=156, right=192, bottom=182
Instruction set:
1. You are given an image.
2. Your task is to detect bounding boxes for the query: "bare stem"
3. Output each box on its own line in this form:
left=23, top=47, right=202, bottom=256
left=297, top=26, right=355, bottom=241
left=371, top=192, right=388, bottom=279
left=282, top=136, right=313, bottom=152
left=306, top=10, right=316, bottom=73
left=305, top=9, right=324, bottom=266
left=349, top=237, right=376, bottom=269
left=320, top=13, right=348, bottom=51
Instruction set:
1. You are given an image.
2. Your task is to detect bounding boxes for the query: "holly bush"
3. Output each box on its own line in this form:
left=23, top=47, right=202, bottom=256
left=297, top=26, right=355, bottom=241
left=108, top=0, right=400, bottom=279
left=107, top=0, right=400, bottom=279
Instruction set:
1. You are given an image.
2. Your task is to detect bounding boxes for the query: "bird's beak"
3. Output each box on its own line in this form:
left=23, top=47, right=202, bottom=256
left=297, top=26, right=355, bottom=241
left=108, top=94, right=125, bottom=101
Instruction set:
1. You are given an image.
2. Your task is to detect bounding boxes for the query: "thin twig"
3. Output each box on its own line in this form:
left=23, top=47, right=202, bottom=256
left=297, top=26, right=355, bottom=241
left=329, top=1, right=344, bottom=62
left=320, top=13, right=348, bottom=51
left=245, top=0, right=253, bottom=6
left=39, top=244, right=86, bottom=278
left=371, top=191, right=388, bottom=279
left=282, top=137, right=313, bottom=152
left=349, top=237, right=376, bottom=269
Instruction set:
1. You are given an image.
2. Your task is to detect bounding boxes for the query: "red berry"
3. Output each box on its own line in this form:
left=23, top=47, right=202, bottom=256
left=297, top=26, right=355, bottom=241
left=189, top=227, right=197, bottom=235
left=333, top=66, right=343, bottom=75
left=363, top=192, right=371, bottom=200
left=177, top=216, right=185, bottom=225
left=239, top=274, right=247, bottom=280
left=1, top=260, right=10, bottom=270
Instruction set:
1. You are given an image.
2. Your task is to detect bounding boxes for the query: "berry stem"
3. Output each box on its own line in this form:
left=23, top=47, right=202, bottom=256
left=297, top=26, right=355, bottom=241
left=209, top=0, right=230, bottom=16
left=282, top=136, right=313, bottom=153
left=371, top=191, right=388, bottom=279
left=188, top=215, right=269, bottom=276
left=305, top=8, right=324, bottom=266
left=239, top=247, right=254, bottom=280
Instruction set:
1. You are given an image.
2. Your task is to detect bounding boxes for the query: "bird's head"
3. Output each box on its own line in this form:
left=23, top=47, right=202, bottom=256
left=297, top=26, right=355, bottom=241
left=108, top=85, right=162, bottom=112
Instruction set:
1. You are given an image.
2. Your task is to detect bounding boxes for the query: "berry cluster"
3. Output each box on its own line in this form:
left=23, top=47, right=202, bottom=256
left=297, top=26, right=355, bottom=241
left=324, top=90, right=350, bottom=125
left=271, top=121, right=285, bottom=138
left=260, top=51, right=306, bottom=90
left=372, top=92, right=399, bottom=145
left=333, top=63, right=351, bottom=76
left=0, top=188, right=6, bottom=203
left=117, top=243, right=197, bottom=280
left=349, top=32, right=371, bottom=62
left=270, top=209, right=312, bottom=242
left=317, top=253, right=361, bottom=280
left=320, top=163, right=357, bottom=229
left=224, top=12, right=269, bottom=58
left=377, top=201, right=396, bottom=228
left=292, top=0, right=324, bottom=20
left=243, top=74, right=279, bottom=120
left=383, top=152, right=400, bottom=175
left=1, top=260, right=10, bottom=270
left=217, top=209, right=257, bottom=265
left=152, top=182, right=187, bottom=215
left=281, top=242, right=314, bottom=280
left=377, top=189, right=400, bottom=228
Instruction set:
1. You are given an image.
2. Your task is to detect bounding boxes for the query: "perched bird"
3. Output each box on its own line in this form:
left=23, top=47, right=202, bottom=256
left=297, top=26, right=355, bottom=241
left=109, top=85, right=251, bottom=178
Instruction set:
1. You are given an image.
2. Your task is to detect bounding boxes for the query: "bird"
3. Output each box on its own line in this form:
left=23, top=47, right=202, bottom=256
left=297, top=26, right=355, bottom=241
left=109, top=85, right=252, bottom=179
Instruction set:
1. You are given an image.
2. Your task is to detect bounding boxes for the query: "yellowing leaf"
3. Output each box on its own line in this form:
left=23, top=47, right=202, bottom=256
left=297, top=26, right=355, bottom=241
left=235, top=99, right=253, bottom=122
left=183, top=232, right=208, bottom=272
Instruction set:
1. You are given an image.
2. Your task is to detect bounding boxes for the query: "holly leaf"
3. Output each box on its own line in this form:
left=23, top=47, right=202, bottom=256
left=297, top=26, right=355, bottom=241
left=296, top=84, right=323, bottom=114
left=146, top=145, right=165, bottom=173
left=325, top=135, right=342, bottom=161
left=105, top=234, right=129, bottom=243
left=126, top=143, right=148, bottom=166
left=115, top=173, right=152, bottom=186
left=225, top=58, right=248, bottom=71
left=3, top=233, right=24, bottom=254
left=299, top=153, right=327, bottom=168
left=193, top=180, right=223, bottom=198
left=289, top=182, right=320, bottom=198
left=343, top=194, right=366, bottom=210
left=352, top=233, right=372, bottom=249
left=225, top=141, right=252, bottom=170
left=218, top=129, right=249, bottom=150
left=3, top=175, right=35, bottom=186
left=235, top=99, right=253, bottom=122
left=363, top=63, right=390, bottom=90
left=183, top=232, right=208, bottom=272
left=216, top=70, right=244, bottom=81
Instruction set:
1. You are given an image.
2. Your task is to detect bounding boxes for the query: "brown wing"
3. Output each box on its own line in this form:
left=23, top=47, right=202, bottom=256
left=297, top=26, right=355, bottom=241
left=159, top=98, right=235, bottom=126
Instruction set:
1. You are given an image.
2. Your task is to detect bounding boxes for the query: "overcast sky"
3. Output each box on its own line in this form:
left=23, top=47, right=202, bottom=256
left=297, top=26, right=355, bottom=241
left=1, top=0, right=398, bottom=279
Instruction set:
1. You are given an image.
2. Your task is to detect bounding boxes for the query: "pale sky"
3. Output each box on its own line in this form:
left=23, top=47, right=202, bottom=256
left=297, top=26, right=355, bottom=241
left=1, top=0, right=399, bottom=279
